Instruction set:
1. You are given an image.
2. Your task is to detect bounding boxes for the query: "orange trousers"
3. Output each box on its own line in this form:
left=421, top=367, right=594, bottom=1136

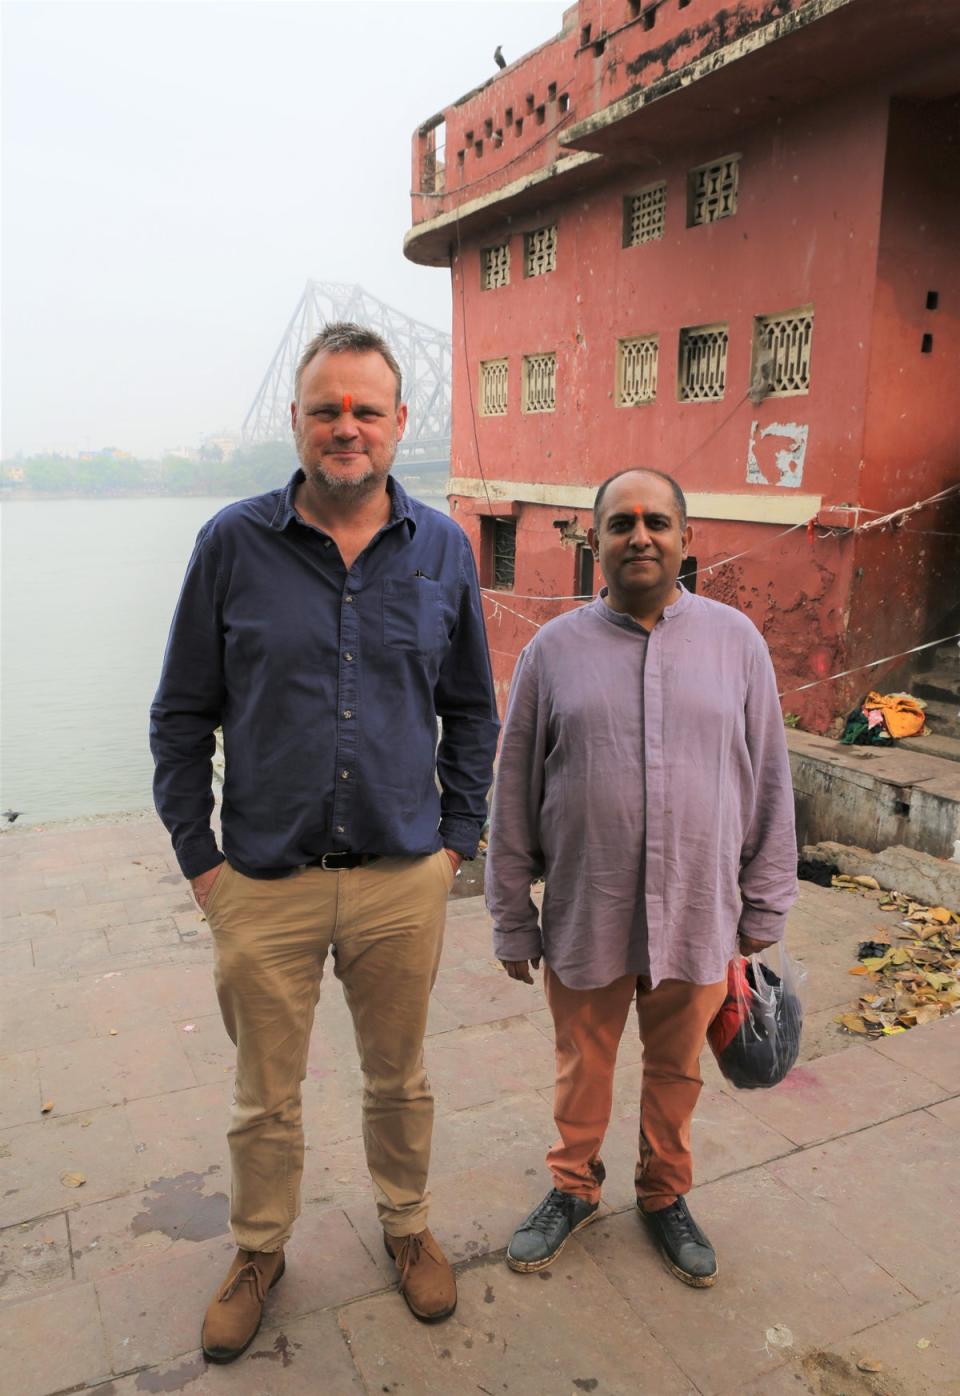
left=544, top=966, right=727, bottom=1212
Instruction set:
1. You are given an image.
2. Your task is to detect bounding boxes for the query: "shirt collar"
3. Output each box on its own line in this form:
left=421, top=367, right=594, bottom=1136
left=271, top=470, right=417, bottom=536
left=591, top=583, right=692, bottom=633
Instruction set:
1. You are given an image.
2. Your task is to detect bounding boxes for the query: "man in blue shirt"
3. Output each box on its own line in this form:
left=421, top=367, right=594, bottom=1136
left=151, top=323, right=498, bottom=1361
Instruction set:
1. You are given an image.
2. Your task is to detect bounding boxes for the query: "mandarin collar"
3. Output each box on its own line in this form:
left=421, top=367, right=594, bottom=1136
left=591, top=584, right=692, bottom=633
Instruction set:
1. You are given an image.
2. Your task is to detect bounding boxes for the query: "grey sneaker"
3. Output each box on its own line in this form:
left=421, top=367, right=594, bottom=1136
left=506, top=1189, right=599, bottom=1273
left=640, top=1196, right=718, bottom=1288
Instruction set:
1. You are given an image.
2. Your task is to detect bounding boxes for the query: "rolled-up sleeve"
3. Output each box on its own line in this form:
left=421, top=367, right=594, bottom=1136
left=149, top=527, right=226, bottom=879
left=737, top=641, right=798, bottom=942
left=433, top=536, right=500, bottom=858
left=485, top=643, right=548, bottom=963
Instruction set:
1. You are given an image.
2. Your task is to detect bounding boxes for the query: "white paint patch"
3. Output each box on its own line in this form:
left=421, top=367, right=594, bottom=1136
left=746, top=421, right=808, bottom=488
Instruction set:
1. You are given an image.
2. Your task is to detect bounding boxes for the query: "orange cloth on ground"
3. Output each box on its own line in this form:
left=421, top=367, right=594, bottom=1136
left=863, top=692, right=926, bottom=740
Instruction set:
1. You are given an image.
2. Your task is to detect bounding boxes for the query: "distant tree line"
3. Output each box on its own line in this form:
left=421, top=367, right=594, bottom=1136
left=1, top=441, right=299, bottom=497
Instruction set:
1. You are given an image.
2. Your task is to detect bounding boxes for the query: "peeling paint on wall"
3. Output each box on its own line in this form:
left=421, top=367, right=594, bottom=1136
left=746, top=420, right=809, bottom=487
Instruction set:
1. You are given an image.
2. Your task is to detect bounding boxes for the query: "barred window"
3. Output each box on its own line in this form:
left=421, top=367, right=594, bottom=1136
left=481, top=242, right=511, bottom=290
left=678, top=324, right=728, bottom=401
left=522, top=352, right=557, bottom=412
left=688, top=155, right=740, bottom=226
left=482, top=517, right=517, bottom=590
left=753, top=309, right=814, bottom=395
left=479, top=358, right=509, bottom=416
left=524, top=225, right=557, bottom=277
left=623, top=183, right=666, bottom=246
left=617, top=336, right=658, bottom=406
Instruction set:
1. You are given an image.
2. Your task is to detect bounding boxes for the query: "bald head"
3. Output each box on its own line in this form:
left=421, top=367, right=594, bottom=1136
left=593, top=468, right=687, bottom=531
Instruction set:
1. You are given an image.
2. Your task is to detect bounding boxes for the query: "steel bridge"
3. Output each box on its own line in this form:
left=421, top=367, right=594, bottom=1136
left=241, top=281, right=452, bottom=468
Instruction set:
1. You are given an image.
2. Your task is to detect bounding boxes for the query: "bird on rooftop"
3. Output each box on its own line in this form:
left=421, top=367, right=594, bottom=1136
left=494, top=45, right=506, bottom=70
left=3, top=809, right=22, bottom=823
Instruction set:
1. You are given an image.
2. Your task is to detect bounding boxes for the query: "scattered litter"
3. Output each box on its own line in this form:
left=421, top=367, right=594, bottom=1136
left=60, top=1172, right=86, bottom=1188
left=831, top=878, right=960, bottom=1038
left=182, top=1024, right=197, bottom=1033
left=857, top=1358, right=883, bottom=1373
left=765, top=1325, right=794, bottom=1348
left=917, top=1338, right=931, bottom=1350
left=109, top=1028, right=118, bottom=1036
left=135, top=1143, right=147, bottom=1153
left=80, top=1119, right=92, bottom=1128
left=41, top=1101, right=54, bottom=1114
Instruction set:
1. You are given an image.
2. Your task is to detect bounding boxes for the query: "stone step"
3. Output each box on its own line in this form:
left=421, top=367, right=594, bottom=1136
left=913, top=672, right=960, bottom=705
left=901, top=732, right=960, bottom=764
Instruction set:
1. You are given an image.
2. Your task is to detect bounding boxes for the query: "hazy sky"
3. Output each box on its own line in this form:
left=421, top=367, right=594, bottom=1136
left=2, top=0, right=567, bottom=458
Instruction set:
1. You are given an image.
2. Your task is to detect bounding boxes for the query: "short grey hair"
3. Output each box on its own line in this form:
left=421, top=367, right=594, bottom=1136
left=593, top=468, right=688, bottom=530
left=294, top=322, right=403, bottom=405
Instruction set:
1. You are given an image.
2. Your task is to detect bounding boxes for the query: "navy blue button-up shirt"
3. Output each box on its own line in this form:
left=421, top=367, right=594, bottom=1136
left=150, top=473, right=499, bottom=879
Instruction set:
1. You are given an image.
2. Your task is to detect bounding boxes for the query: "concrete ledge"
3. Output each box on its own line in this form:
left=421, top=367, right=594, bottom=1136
left=788, top=729, right=960, bottom=860
left=802, top=840, right=960, bottom=908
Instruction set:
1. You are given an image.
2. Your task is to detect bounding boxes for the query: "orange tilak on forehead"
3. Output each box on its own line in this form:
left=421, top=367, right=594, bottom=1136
left=342, top=393, right=353, bottom=412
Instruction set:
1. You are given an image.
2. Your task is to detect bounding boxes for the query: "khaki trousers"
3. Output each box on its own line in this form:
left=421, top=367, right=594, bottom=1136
left=544, top=966, right=727, bottom=1212
left=203, top=851, right=454, bottom=1253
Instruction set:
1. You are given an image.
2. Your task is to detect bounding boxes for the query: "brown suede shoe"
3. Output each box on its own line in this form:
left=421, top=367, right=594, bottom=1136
left=384, top=1228, right=457, bottom=1321
left=201, top=1247, right=286, bottom=1363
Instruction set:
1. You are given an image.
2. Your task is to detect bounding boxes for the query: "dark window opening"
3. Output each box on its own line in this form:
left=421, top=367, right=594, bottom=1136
left=505, top=106, right=513, bottom=125
left=536, top=105, right=546, bottom=125
left=679, top=556, right=698, bottom=593
left=483, top=517, right=517, bottom=590
left=643, top=7, right=656, bottom=30
left=547, top=82, right=557, bottom=101
left=474, top=139, right=484, bottom=158
left=678, top=0, right=691, bottom=8
left=593, top=36, right=607, bottom=56
left=926, top=290, right=939, bottom=311
left=921, top=333, right=933, bottom=354
left=580, top=23, right=592, bottom=45
left=484, top=118, right=493, bottom=137
left=456, top=149, right=465, bottom=167
left=576, top=544, right=595, bottom=599
left=526, top=93, right=535, bottom=112
left=465, top=129, right=474, bottom=143
left=628, top=0, right=641, bottom=15
left=559, top=93, right=570, bottom=113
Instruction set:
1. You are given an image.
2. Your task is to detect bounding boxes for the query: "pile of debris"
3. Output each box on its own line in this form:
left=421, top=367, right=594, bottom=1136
left=832, top=875, right=960, bottom=1037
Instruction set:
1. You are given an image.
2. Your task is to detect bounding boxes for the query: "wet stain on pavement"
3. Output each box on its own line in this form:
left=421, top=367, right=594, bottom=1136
left=130, top=1171, right=228, bottom=1243
left=573, top=1382, right=598, bottom=1393
left=483, top=1283, right=495, bottom=1303
left=250, top=1333, right=301, bottom=1367
left=134, top=1354, right=206, bottom=1391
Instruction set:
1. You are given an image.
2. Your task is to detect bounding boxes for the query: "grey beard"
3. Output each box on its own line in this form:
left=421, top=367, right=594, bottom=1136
left=311, top=463, right=387, bottom=496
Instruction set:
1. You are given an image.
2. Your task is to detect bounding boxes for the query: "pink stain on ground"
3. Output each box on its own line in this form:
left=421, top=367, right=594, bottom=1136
left=776, top=1066, right=819, bottom=1091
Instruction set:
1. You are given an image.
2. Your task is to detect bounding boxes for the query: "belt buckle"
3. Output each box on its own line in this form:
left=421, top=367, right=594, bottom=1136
left=320, top=853, right=338, bottom=870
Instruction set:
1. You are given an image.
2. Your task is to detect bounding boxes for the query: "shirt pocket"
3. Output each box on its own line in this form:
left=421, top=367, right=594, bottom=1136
left=382, top=578, right=447, bottom=652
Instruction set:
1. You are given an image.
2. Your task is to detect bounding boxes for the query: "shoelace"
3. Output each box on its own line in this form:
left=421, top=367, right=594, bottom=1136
left=662, top=1201, right=697, bottom=1243
left=219, top=1260, right=267, bottom=1305
left=393, top=1232, right=424, bottom=1288
left=526, top=1190, right=577, bottom=1234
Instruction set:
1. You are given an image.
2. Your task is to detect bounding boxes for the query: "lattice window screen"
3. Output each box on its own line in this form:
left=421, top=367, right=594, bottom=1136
left=678, top=325, right=728, bottom=401
left=481, top=243, right=511, bottom=290
left=624, top=184, right=666, bottom=246
left=523, top=225, right=557, bottom=276
left=522, top=352, right=557, bottom=412
left=754, top=310, right=814, bottom=395
left=689, top=156, right=740, bottom=225
left=479, top=359, right=509, bottom=416
left=617, top=337, right=659, bottom=405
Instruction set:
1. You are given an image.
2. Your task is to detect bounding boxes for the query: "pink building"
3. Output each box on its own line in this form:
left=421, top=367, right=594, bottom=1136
left=404, top=0, right=960, bottom=728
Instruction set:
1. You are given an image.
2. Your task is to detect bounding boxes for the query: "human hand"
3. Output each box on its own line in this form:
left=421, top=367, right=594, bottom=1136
left=444, top=849, right=463, bottom=876
left=501, top=958, right=541, bottom=984
left=191, top=864, right=223, bottom=910
left=738, top=934, right=776, bottom=958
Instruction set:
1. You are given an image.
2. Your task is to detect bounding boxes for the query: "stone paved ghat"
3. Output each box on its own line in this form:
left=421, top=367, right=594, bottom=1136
left=1, top=815, right=959, bottom=1396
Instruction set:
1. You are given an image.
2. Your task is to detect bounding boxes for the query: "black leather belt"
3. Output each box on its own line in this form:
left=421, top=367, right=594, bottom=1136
left=307, top=852, right=381, bottom=870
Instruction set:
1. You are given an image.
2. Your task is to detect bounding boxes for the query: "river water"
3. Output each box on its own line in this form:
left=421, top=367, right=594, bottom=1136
left=1, top=491, right=446, bottom=827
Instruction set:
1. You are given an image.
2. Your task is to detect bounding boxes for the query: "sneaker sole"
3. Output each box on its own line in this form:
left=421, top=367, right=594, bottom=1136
left=661, top=1252, right=718, bottom=1289
left=383, top=1237, right=458, bottom=1323
left=201, top=1257, right=286, bottom=1364
left=505, top=1208, right=600, bottom=1274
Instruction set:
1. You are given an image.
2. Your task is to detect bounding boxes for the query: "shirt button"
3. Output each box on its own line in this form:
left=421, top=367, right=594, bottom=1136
left=323, top=540, right=332, bottom=548
left=344, top=594, right=354, bottom=604
left=343, top=709, right=353, bottom=719
left=344, top=652, right=354, bottom=662
left=340, top=769, right=350, bottom=780
left=335, top=825, right=345, bottom=834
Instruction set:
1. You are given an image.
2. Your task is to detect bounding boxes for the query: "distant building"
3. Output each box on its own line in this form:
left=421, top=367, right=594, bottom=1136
left=404, top=0, right=960, bottom=727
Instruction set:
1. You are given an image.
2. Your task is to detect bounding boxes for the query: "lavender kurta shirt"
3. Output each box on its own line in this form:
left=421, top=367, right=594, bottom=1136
left=485, top=588, right=798, bottom=990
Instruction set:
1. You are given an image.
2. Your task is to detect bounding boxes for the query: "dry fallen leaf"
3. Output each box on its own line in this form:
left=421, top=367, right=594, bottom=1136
left=853, top=876, right=880, bottom=890
left=838, top=1013, right=870, bottom=1034
left=60, top=1172, right=86, bottom=1188
left=41, top=1101, right=54, bottom=1114
left=857, top=1358, right=883, bottom=1373
left=930, top=906, right=952, bottom=924
left=917, top=1337, right=931, bottom=1350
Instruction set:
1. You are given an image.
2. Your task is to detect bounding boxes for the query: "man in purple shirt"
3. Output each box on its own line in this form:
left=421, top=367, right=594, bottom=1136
left=485, top=468, right=797, bottom=1286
